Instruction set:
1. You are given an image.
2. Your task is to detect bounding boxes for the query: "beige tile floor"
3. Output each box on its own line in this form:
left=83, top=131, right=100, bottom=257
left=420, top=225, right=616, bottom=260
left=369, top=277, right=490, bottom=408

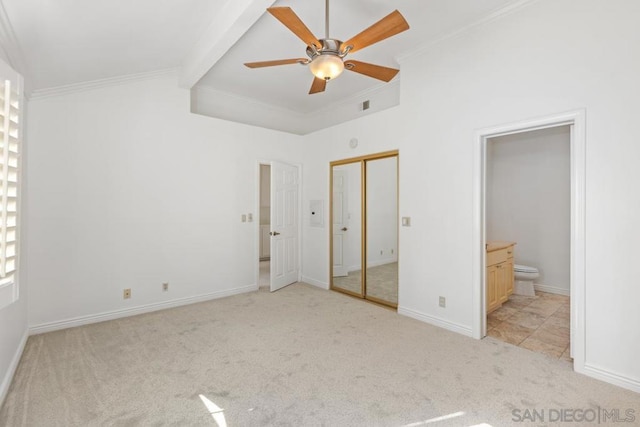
left=487, top=291, right=572, bottom=361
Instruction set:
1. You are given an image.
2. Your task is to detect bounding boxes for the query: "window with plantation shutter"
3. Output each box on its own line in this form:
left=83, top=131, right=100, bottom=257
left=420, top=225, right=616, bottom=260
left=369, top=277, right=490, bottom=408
left=0, top=59, right=22, bottom=309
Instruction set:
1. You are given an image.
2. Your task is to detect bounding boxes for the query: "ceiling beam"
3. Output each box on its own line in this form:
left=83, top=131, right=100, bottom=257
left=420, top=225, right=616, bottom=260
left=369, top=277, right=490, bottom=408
left=179, top=0, right=276, bottom=89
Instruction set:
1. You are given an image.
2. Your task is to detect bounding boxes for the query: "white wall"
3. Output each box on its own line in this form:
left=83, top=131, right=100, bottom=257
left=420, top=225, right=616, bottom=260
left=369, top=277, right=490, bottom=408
left=26, top=74, right=303, bottom=329
left=487, top=126, right=570, bottom=292
left=301, top=0, right=640, bottom=390
left=366, top=156, right=398, bottom=267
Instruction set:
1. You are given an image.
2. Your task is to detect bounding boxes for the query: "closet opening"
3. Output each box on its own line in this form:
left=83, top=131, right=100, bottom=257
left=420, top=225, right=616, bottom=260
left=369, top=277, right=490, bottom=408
left=330, top=150, right=399, bottom=308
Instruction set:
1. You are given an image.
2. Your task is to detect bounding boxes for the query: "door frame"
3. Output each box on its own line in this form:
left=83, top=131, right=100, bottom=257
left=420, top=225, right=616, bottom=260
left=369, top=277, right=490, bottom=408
left=255, top=160, right=303, bottom=290
left=472, top=109, right=586, bottom=373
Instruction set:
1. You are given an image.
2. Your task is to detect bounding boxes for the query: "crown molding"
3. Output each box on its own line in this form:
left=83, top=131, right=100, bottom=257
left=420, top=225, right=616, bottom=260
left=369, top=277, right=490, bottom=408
left=397, top=0, right=541, bottom=64
left=29, top=68, right=179, bottom=101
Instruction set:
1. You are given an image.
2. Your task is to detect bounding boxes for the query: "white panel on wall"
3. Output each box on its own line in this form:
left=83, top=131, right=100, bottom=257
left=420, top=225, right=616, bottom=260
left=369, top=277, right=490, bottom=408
left=487, top=126, right=570, bottom=292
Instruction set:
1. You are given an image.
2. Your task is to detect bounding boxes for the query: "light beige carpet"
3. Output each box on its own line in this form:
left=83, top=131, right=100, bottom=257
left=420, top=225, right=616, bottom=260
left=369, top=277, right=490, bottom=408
left=1, top=283, right=637, bottom=426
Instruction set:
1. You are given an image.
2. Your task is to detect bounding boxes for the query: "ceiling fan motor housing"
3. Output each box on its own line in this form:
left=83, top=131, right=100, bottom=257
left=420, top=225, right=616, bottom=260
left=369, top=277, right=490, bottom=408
left=306, top=38, right=344, bottom=59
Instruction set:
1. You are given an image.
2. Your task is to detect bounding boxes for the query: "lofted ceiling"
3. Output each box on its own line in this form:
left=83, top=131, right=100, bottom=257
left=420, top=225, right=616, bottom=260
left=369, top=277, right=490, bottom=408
left=2, top=0, right=223, bottom=90
left=2, top=0, right=518, bottom=133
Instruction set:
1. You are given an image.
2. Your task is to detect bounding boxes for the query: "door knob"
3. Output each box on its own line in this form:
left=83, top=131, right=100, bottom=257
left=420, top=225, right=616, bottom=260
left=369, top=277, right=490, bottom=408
left=341, top=227, right=348, bottom=231
left=270, top=231, right=281, bottom=236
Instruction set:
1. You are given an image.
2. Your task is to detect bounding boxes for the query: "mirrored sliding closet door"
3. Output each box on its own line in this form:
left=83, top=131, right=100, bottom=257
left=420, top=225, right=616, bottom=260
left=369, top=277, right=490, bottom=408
left=330, top=151, right=398, bottom=308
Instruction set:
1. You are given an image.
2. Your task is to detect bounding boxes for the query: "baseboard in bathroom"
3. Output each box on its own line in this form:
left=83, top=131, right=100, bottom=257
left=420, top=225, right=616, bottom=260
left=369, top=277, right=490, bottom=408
left=534, top=284, right=570, bottom=296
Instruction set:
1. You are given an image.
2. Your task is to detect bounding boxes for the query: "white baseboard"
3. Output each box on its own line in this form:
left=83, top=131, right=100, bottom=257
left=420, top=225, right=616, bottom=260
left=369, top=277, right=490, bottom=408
left=582, top=363, right=640, bottom=394
left=347, top=264, right=362, bottom=273
left=301, top=276, right=329, bottom=290
left=534, top=284, right=570, bottom=296
left=367, top=258, right=398, bottom=268
left=29, top=285, right=257, bottom=335
left=398, top=306, right=473, bottom=337
left=0, top=329, right=28, bottom=408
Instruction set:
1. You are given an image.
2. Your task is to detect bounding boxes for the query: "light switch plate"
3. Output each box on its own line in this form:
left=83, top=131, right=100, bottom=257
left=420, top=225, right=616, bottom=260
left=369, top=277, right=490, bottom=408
left=402, top=217, right=411, bottom=227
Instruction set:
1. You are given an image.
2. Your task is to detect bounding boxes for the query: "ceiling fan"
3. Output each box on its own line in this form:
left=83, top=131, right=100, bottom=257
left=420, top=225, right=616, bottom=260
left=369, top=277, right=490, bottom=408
left=244, top=0, right=409, bottom=94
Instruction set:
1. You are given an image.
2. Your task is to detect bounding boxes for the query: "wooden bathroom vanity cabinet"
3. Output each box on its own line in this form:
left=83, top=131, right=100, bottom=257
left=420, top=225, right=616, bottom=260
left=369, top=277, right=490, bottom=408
left=486, top=241, right=515, bottom=313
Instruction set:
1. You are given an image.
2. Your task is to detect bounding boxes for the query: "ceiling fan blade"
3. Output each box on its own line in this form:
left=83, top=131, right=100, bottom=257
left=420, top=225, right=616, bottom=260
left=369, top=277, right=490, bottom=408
left=267, top=7, right=321, bottom=48
left=309, top=77, right=327, bottom=94
left=244, top=58, right=308, bottom=68
left=345, top=60, right=399, bottom=82
left=342, top=10, right=409, bottom=54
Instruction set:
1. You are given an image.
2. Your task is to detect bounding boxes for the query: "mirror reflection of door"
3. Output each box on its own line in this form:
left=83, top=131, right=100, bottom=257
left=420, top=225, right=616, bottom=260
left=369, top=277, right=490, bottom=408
left=330, top=151, right=398, bottom=308
left=331, top=163, right=363, bottom=297
left=365, top=156, right=398, bottom=306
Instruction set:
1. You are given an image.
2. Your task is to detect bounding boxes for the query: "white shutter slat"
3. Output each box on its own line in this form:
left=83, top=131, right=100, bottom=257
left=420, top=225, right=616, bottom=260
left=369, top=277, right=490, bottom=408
left=5, top=257, right=15, bottom=273
left=0, top=74, right=20, bottom=285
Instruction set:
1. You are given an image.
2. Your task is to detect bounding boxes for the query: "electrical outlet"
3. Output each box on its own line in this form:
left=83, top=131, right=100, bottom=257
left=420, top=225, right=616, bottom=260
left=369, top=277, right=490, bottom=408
left=247, top=213, right=253, bottom=222
left=241, top=214, right=247, bottom=222
left=439, top=296, right=446, bottom=308
left=123, top=288, right=131, bottom=299
left=162, top=282, right=169, bottom=291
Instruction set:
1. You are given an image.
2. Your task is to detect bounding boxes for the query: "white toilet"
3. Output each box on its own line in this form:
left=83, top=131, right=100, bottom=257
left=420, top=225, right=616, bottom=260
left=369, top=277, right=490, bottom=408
left=513, top=264, right=539, bottom=296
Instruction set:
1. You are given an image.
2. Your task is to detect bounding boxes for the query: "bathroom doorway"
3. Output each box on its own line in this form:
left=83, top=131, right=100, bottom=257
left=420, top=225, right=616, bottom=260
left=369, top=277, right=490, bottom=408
left=473, top=110, right=587, bottom=373
left=485, top=126, right=571, bottom=360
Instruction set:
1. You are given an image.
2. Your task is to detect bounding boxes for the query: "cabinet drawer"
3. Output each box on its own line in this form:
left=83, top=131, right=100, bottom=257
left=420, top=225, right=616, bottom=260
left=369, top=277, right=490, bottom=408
left=487, top=248, right=508, bottom=266
left=505, top=246, right=514, bottom=258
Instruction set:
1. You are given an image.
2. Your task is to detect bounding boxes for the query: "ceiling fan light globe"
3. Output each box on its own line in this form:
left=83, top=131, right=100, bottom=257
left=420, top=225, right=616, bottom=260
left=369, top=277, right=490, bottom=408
left=309, top=54, right=344, bottom=80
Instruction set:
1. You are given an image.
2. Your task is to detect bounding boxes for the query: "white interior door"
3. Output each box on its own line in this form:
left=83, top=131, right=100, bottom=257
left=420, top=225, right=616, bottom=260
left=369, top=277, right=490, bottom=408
left=270, top=161, right=299, bottom=292
left=332, top=169, right=349, bottom=277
